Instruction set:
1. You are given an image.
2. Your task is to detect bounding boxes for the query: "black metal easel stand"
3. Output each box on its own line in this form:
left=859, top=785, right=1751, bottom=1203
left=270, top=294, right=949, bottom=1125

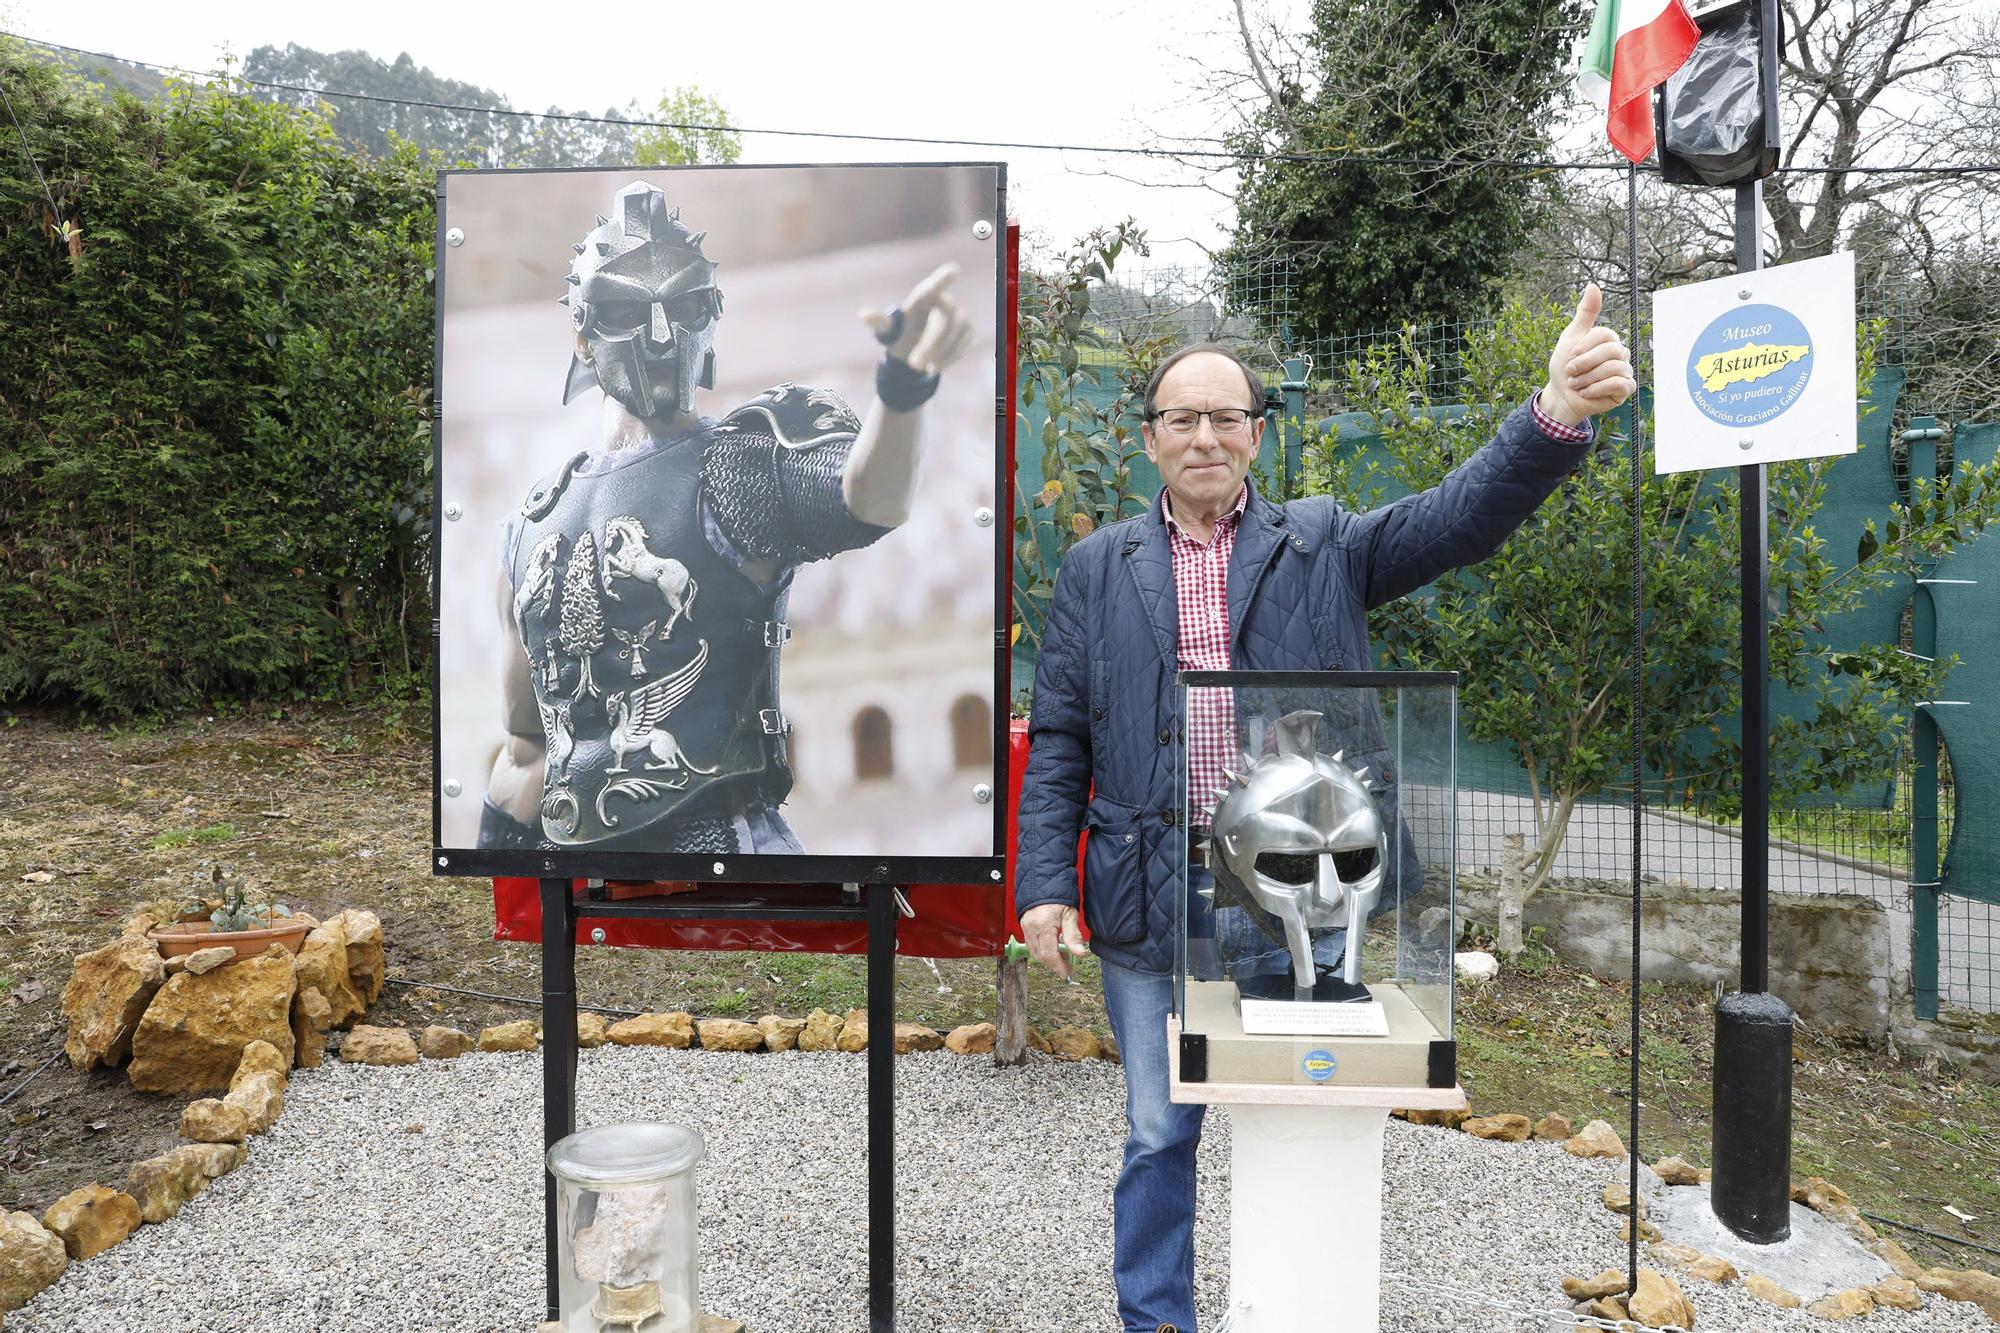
left=539, top=878, right=900, bottom=1329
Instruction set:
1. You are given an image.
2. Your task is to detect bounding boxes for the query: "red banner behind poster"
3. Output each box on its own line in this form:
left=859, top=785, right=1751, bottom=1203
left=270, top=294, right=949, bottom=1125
left=492, top=724, right=1033, bottom=956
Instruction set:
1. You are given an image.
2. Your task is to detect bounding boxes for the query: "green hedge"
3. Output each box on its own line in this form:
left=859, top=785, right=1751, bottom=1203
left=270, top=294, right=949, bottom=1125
left=0, top=48, right=435, bottom=714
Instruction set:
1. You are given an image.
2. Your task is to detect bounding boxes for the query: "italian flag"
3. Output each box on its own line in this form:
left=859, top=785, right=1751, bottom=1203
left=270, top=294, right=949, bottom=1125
left=1579, top=0, right=1702, bottom=163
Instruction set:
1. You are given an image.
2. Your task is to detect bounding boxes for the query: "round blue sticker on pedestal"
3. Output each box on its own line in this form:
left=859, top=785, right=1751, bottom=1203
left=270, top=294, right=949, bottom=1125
left=1302, top=1049, right=1337, bottom=1082
left=1685, top=302, right=1814, bottom=429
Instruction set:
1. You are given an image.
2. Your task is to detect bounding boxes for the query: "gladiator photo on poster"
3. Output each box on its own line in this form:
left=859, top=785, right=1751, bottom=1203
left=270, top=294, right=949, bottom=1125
left=433, top=165, right=1005, bottom=878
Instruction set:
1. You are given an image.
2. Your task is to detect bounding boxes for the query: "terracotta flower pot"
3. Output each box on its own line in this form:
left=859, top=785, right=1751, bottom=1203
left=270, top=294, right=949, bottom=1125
left=148, top=917, right=312, bottom=963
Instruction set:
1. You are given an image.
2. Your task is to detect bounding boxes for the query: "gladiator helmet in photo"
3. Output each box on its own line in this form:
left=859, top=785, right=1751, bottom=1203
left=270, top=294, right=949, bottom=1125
left=560, top=180, right=725, bottom=418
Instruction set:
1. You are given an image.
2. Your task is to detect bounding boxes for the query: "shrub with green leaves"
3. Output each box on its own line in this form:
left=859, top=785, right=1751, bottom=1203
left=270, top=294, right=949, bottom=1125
left=1316, top=297, right=2000, bottom=892
left=0, top=45, right=435, bottom=714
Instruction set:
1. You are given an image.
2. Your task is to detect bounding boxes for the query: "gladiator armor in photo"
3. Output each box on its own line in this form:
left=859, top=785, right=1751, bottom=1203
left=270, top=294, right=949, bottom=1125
left=493, top=181, right=896, bottom=851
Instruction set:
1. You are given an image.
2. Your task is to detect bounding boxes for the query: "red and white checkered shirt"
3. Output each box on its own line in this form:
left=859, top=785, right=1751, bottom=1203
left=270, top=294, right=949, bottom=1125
left=1168, top=394, right=1589, bottom=829
left=1164, top=484, right=1248, bottom=832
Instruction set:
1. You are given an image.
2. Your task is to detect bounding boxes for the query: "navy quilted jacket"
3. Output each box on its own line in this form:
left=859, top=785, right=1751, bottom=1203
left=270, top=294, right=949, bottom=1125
left=1015, top=397, right=1591, bottom=975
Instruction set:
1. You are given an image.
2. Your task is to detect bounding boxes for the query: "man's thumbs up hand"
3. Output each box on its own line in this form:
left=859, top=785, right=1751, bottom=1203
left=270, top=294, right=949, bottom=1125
left=1541, top=281, right=1635, bottom=428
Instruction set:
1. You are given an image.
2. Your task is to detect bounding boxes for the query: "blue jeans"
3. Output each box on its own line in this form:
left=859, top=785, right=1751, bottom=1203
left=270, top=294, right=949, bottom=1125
left=1100, top=955, right=1206, bottom=1333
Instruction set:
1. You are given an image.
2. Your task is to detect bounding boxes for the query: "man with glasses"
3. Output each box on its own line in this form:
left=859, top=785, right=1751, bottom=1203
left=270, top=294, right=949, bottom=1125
left=1015, top=286, right=1634, bottom=1333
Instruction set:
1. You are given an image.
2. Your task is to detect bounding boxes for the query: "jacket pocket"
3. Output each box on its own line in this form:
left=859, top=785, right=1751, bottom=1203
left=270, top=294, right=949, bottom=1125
left=1080, top=793, right=1147, bottom=946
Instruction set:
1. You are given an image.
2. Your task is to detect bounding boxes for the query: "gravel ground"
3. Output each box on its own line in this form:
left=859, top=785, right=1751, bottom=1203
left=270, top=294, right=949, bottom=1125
left=12, top=1048, right=1995, bottom=1333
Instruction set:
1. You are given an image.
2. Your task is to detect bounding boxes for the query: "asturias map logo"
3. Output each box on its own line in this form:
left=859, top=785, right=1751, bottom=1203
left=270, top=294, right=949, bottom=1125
left=1684, top=303, right=1813, bottom=429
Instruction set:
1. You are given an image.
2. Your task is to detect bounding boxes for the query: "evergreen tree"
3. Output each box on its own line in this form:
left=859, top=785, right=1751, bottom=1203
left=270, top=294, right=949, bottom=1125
left=1220, top=0, right=1586, bottom=344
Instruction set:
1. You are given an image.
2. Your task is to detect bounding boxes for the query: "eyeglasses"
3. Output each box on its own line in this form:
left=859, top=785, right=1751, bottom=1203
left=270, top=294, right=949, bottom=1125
left=1149, top=407, right=1257, bottom=438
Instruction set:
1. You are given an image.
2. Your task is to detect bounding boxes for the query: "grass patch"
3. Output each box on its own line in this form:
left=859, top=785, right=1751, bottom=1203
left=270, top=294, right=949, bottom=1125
left=148, top=822, right=237, bottom=849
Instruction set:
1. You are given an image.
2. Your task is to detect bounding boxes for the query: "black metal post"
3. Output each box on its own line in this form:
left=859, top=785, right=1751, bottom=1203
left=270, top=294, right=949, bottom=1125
left=1712, top=180, right=1795, bottom=1244
left=866, top=882, right=898, bottom=1331
left=539, top=877, right=579, bottom=1319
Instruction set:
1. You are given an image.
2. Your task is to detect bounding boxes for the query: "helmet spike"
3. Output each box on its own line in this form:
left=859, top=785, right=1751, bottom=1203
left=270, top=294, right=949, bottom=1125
left=566, top=273, right=581, bottom=286
left=688, top=230, right=707, bottom=251
left=1331, top=748, right=1345, bottom=763
left=557, top=294, right=570, bottom=306
left=571, top=242, right=586, bottom=255
left=595, top=213, right=609, bottom=227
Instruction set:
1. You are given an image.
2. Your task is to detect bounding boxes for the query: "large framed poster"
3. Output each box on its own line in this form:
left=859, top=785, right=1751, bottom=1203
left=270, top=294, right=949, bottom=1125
left=432, top=164, right=1008, bottom=885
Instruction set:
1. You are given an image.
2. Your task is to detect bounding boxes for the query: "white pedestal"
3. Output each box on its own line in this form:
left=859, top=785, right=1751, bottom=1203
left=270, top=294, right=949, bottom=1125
left=1223, top=1104, right=1388, bottom=1333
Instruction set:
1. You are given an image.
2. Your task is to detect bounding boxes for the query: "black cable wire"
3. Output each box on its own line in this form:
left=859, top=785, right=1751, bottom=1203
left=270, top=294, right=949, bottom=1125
left=0, top=1050, right=62, bottom=1109
left=14, top=31, right=2000, bottom=178
left=1859, top=1210, right=2000, bottom=1262
left=1625, top=160, right=1646, bottom=1298
left=0, top=77, right=60, bottom=220
left=383, top=974, right=643, bottom=1018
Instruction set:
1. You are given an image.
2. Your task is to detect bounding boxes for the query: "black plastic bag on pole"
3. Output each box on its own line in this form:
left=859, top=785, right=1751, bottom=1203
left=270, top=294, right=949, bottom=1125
left=1654, top=0, right=1781, bottom=188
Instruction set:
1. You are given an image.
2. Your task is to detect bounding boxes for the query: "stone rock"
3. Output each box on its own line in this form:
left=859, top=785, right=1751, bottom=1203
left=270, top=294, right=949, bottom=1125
left=223, top=1070, right=285, bottom=1134
left=697, top=1019, right=764, bottom=1052
left=290, top=985, right=332, bottom=1069
left=1685, top=1254, right=1737, bottom=1285
left=40, top=1185, right=139, bottom=1261
left=340, top=1025, right=419, bottom=1066
left=1532, top=1113, right=1574, bottom=1141
left=1454, top=950, right=1500, bottom=983
left=798, top=1008, right=844, bottom=1052
left=60, top=934, right=166, bottom=1071
left=124, top=1143, right=244, bottom=1224
left=1603, top=1181, right=1636, bottom=1215
left=945, top=1023, right=996, bottom=1055
left=1561, top=1270, right=1628, bottom=1301
left=127, top=946, right=296, bottom=1093
left=120, top=911, right=160, bottom=938
left=1402, top=1108, right=1473, bottom=1129
left=1741, top=1273, right=1801, bottom=1309
left=335, top=909, right=384, bottom=1007
left=754, top=1015, right=803, bottom=1052
left=894, top=1023, right=945, bottom=1055
left=181, top=946, right=237, bottom=976
left=418, top=1026, right=473, bottom=1060
left=1649, top=1241, right=1704, bottom=1270
left=1652, top=1155, right=1706, bottom=1186
left=1585, top=1295, right=1629, bottom=1323
left=233, top=1038, right=287, bottom=1084
left=1563, top=1119, right=1628, bottom=1160
left=1464, top=1113, right=1531, bottom=1142
left=479, top=1019, right=542, bottom=1052
left=1045, top=1026, right=1099, bottom=1061
left=577, top=1013, right=612, bottom=1049
left=1917, top=1268, right=2000, bottom=1321
left=1797, top=1176, right=1852, bottom=1212
left=1807, top=1287, right=1875, bottom=1320
left=293, top=915, right=366, bottom=1029
left=1024, top=1026, right=1052, bottom=1055
left=605, top=1013, right=691, bottom=1049
left=1871, top=1277, right=1922, bottom=1312
left=179, top=1098, right=249, bottom=1144
left=0, top=1210, right=68, bottom=1313
left=1628, top=1268, right=1695, bottom=1329
left=573, top=1183, right=676, bottom=1285
left=1620, top=1216, right=1663, bottom=1244
left=837, top=1009, right=870, bottom=1053
left=1876, top=1238, right=1924, bottom=1280
left=1099, top=1032, right=1120, bottom=1064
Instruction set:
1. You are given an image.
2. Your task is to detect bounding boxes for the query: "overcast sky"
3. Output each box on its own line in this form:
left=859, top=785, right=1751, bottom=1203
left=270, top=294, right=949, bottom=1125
left=7, top=0, right=1325, bottom=273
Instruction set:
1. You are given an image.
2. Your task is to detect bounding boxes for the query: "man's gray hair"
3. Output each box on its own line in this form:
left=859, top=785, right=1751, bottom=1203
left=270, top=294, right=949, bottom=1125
left=1141, top=344, right=1267, bottom=420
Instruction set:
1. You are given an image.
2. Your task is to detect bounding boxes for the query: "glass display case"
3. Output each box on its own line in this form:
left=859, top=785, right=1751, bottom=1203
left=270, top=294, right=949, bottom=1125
left=547, top=1122, right=706, bottom=1332
left=1174, top=671, right=1458, bottom=1094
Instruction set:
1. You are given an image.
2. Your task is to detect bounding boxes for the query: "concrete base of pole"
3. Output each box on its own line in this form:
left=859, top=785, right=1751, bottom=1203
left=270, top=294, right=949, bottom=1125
left=1223, top=1105, right=1388, bottom=1332
left=1711, top=990, right=1794, bottom=1244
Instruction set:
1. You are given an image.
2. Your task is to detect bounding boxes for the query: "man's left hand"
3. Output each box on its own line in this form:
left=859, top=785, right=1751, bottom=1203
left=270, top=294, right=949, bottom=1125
left=1541, top=282, right=1636, bottom=428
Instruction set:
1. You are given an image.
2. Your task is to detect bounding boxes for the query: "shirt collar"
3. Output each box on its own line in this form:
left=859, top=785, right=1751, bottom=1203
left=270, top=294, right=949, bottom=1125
left=1160, top=482, right=1249, bottom=538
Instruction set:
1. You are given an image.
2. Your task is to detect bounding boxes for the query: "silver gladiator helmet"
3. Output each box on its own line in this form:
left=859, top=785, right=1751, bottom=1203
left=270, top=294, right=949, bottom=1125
left=1210, top=709, right=1387, bottom=989
left=560, top=180, right=723, bottom=418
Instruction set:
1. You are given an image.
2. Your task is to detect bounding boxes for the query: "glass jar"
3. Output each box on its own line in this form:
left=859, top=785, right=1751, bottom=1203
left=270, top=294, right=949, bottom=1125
left=546, top=1121, right=706, bottom=1333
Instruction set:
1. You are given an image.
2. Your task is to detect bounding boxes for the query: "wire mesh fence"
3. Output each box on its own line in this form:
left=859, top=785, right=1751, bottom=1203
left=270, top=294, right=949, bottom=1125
left=1059, top=249, right=1995, bottom=1017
